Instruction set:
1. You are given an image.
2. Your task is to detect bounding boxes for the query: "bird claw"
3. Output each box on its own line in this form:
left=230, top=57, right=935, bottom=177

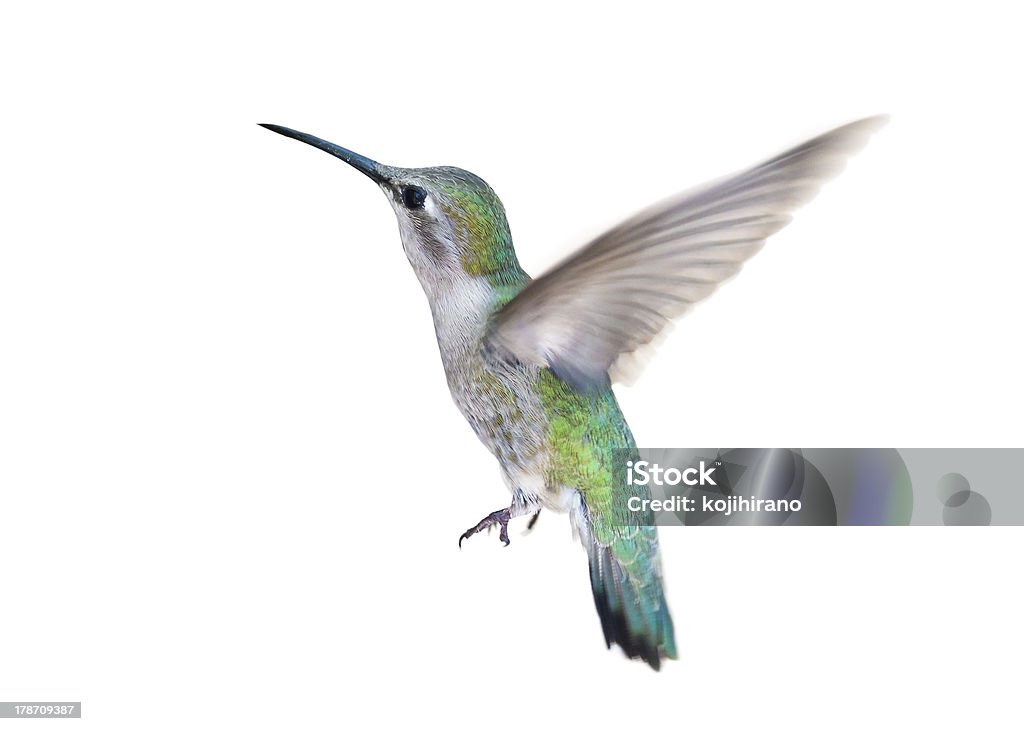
left=459, top=508, right=511, bottom=548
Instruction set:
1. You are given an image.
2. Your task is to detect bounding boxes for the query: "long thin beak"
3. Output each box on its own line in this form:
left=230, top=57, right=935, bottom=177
left=259, top=124, right=388, bottom=184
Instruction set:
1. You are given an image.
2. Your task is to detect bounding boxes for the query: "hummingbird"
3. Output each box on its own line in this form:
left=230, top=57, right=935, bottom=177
left=260, top=117, right=886, bottom=669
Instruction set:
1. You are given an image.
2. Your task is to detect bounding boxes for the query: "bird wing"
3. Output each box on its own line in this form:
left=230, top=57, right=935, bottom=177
left=486, top=116, right=887, bottom=390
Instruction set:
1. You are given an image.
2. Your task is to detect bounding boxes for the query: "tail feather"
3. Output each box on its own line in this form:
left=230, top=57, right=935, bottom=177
left=580, top=510, right=677, bottom=669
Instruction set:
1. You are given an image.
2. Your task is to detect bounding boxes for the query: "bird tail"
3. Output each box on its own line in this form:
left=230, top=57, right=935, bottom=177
left=574, top=498, right=677, bottom=670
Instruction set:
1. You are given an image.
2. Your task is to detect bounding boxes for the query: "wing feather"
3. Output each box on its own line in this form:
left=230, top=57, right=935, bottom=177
left=487, top=116, right=887, bottom=389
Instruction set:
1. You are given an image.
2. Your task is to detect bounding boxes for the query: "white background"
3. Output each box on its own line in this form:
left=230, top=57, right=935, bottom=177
left=1, top=2, right=1022, bottom=729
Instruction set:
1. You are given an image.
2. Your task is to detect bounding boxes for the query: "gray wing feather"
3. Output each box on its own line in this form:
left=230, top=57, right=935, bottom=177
left=487, top=116, right=887, bottom=389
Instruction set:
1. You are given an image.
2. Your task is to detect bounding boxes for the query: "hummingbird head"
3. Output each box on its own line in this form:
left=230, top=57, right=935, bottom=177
left=261, top=125, right=526, bottom=301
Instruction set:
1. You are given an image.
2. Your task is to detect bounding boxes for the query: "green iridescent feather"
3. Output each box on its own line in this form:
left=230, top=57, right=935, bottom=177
left=538, top=370, right=677, bottom=666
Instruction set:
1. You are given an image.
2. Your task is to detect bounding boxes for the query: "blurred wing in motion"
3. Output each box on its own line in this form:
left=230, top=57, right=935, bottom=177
left=487, top=116, right=887, bottom=389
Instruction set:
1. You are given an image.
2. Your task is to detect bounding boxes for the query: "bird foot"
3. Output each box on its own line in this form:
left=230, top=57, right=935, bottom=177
left=525, top=510, right=541, bottom=533
left=459, top=508, right=511, bottom=548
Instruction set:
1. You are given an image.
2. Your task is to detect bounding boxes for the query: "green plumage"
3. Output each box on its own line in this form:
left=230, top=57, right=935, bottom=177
left=538, top=371, right=677, bottom=667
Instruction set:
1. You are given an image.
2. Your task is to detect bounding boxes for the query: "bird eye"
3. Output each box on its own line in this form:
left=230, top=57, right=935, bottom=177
left=402, top=185, right=427, bottom=210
